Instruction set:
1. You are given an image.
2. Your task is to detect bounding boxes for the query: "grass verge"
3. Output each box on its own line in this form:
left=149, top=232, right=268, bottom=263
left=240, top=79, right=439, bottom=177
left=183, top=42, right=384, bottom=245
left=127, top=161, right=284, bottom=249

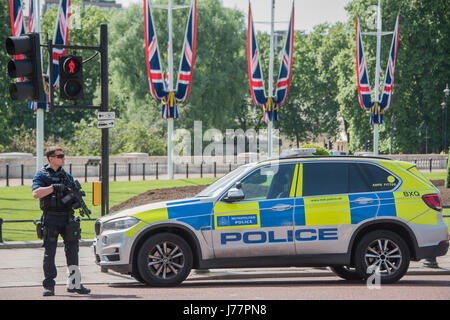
left=1, top=172, right=449, bottom=242
left=0, top=178, right=216, bottom=242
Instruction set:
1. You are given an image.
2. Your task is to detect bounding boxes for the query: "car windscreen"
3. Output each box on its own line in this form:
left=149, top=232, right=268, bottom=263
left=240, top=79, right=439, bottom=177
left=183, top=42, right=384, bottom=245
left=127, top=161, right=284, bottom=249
left=195, top=165, right=252, bottom=198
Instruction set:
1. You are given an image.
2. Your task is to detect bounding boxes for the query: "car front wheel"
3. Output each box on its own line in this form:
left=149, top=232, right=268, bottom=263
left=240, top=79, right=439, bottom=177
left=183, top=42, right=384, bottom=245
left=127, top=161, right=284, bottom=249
left=137, top=233, right=193, bottom=287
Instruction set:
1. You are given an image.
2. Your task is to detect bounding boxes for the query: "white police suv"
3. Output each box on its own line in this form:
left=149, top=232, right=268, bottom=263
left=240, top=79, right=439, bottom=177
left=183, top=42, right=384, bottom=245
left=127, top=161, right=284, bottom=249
left=94, top=156, right=449, bottom=286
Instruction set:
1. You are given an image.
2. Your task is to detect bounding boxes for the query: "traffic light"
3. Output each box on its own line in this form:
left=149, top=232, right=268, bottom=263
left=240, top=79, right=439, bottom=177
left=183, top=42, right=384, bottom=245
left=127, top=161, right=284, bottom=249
left=59, top=55, right=83, bottom=100
left=5, top=33, right=44, bottom=102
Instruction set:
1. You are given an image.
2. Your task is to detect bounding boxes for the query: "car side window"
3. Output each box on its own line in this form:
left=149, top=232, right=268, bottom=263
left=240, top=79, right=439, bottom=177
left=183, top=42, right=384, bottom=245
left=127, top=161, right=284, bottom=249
left=240, top=164, right=296, bottom=201
left=303, top=162, right=348, bottom=196
left=349, top=164, right=371, bottom=193
left=358, top=163, right=399, bottom=191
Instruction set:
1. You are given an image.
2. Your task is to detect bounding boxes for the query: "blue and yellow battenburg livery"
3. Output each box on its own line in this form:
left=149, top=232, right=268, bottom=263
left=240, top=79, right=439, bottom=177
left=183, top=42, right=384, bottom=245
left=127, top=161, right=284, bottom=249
left=94, top=156, right=449, bottom=286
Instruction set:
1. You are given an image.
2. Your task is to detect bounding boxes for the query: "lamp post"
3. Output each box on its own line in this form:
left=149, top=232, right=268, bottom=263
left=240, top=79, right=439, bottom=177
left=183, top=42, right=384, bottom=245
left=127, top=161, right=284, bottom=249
left=419, top=120, right=428, bottom=154
left=390, top=114, right=396, bottom=154
left=444, top=84, right=450, bottom=153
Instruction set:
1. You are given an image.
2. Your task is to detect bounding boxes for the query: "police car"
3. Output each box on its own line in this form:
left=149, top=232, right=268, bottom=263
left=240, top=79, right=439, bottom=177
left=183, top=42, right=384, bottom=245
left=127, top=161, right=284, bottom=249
left=93, top=156, right=449, bottom=286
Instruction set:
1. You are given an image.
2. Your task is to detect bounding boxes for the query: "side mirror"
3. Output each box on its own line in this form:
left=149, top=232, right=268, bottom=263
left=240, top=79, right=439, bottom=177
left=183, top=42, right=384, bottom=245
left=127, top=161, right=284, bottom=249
left=223, top=187, right=244, bottom=203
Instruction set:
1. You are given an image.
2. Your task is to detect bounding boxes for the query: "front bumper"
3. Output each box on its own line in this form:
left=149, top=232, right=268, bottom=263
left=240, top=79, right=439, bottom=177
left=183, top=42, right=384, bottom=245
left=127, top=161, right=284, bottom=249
left=93, top=228, right=134, bottom=274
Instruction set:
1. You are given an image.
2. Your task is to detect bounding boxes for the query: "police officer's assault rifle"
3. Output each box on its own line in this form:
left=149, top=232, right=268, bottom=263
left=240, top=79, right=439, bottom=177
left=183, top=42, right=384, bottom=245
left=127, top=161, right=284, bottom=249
left=57, top=172, right=92, bottom=219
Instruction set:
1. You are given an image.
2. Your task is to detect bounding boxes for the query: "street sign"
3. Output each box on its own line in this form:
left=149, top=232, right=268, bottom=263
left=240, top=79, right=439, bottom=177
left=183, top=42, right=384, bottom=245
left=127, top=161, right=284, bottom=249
left=97, top=111, right=115, bottom=120
left=97, top=119, right=115, bottom=129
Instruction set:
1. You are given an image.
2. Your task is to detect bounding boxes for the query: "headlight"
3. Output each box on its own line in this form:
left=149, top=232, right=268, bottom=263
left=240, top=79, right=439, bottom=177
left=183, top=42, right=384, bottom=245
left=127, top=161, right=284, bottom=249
left=102, top=217, right=140, bottom=231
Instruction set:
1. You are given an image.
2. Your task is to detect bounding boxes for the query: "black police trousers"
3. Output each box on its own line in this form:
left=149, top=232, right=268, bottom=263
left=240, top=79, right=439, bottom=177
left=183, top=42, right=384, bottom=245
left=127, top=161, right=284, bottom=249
left=42, top=213, right=79, bottom=289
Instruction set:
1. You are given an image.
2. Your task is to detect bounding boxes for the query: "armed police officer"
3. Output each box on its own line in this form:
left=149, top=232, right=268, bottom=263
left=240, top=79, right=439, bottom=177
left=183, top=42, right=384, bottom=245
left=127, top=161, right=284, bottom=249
left=32, top=147, right=91, bottom=297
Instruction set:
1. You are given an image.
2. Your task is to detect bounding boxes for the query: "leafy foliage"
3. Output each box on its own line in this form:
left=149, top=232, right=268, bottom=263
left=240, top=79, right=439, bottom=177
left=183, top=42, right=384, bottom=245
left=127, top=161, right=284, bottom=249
left=67, top=118, right=166, bottom=156
left=0, top=0, right=449, bottom=156
left=301, top=144, right=330, bottom=156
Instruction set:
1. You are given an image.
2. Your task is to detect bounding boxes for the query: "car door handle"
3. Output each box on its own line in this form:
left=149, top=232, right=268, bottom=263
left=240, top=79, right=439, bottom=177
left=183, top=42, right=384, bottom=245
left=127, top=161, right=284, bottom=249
left=271, top=204, right=292, bottom=211
left=354, top=197, right=375, bottom=205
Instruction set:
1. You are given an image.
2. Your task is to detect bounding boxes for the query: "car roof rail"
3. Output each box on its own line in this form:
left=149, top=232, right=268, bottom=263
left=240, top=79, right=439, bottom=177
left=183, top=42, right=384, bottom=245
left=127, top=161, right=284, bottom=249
left=262, top=155, right=393, bottom=163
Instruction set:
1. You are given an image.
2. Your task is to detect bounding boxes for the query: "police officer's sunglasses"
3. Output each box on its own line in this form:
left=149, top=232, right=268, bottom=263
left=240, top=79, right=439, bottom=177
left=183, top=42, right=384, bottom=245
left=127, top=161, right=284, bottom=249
left=51, top=153, right=65, bottom=159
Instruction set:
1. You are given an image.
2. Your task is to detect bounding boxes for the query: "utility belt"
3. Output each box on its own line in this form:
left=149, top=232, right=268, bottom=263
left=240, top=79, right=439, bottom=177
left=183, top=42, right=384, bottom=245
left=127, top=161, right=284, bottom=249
left=44, top=210, right=73, bottom=217
left=36, top=211, right=81, bottom=242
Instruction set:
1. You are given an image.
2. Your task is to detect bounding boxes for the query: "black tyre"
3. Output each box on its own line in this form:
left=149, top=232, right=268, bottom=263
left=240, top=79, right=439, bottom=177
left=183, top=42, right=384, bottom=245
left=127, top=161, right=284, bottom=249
left=354, top=230, right=410, bottom=284
left=137, top=233, right=193, bottom=287
left=329, top=266, right=362, bottom=281
left=131, top=271, right=147, bottom=284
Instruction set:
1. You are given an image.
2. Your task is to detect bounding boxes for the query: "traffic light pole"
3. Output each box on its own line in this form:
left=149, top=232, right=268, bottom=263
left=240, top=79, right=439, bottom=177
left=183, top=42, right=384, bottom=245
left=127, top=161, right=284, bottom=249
left=100, top=24, right=109, bottom=217
left=46, top=24, right=109, bottom=217
left=36, top=0, right=44, bottom=171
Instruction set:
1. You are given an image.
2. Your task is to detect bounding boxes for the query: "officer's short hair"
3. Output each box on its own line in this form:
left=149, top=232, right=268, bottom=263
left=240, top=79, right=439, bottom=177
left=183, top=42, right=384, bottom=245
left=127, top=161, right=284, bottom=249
left=46, top=147, right=63, bottom=160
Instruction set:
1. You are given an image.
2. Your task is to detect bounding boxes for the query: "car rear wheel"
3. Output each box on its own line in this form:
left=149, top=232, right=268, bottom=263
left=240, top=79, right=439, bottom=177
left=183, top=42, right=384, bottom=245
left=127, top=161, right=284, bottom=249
left=137, top=233, right=193, bottom=287
left=354, top=230, right=410, bottom=284
left=329, top=266, right=362, bottom=281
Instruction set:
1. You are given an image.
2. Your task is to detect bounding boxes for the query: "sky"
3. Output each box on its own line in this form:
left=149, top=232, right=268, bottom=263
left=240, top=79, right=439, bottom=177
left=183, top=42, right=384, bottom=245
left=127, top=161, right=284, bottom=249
left=116, top=0, right=351, bottom=33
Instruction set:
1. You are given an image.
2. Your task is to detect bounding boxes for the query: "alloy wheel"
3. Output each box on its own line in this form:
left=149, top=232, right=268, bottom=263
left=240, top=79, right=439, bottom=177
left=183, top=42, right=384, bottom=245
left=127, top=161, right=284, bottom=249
left=364, top=238, right=403, bottom=275
left=147, top=241, right=185, bottom=280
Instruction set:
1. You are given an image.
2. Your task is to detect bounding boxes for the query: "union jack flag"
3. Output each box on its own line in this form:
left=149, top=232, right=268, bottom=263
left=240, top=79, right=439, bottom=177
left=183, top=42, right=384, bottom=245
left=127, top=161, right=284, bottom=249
left=144, top=0, right=168, bottom=101
left=355, top=17, right=373, bottom=111
left=9, top=0, right=25, bottom=39
left=27, top=0, right=42, bottom=111
left=379, top=15, right=400, bottom=113
left=28, top=75, right=50, bottom=111
left=50, top=0, right=71, bottom=88
left=174, top=0, right=197, bottom=103
left=28, top=0, right=35, bottom=33
left=247, top=2, right=267, bottom=107
left=9, top=0, right=26, bottom=65
left=144, top=0, right=197, bottom=120
left=162, top=92, right=179, bottom=119
left=271, top=2, right=295, bottom=120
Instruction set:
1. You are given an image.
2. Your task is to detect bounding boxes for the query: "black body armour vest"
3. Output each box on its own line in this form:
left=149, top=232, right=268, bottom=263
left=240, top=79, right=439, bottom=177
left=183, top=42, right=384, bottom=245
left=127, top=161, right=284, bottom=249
left=39, top=167, right=74, bottom=213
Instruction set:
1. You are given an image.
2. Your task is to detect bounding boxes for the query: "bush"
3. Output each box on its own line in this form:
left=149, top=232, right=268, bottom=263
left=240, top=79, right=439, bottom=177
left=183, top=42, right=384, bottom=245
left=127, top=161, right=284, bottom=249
left=300, top=144, right=330, bottom=156
left=1, top=125, right=71, bottom=154
left=67, top=119, right=166, bottom=156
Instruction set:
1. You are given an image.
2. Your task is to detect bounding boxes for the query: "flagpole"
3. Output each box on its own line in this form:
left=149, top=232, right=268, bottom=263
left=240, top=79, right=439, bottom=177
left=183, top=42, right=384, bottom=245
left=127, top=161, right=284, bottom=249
left=373, top=0, right=382, bottom=156
left=36, top=0, right=44, bottom=169
left=267, top=0, right=275, bottom=158
left=167, top=0, right=174, bottom=179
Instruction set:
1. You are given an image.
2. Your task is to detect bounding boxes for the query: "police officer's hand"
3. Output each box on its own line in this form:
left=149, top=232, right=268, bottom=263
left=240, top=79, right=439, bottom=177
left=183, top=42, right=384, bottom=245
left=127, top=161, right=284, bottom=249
left=52, top=184, right=66, bottom=193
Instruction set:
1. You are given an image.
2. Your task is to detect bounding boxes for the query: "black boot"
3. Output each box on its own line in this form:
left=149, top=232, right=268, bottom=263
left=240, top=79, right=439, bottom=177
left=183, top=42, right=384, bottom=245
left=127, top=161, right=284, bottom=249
left=67, top=284, right=91, bottom=294
left=43, top=287, right=55, bottom=296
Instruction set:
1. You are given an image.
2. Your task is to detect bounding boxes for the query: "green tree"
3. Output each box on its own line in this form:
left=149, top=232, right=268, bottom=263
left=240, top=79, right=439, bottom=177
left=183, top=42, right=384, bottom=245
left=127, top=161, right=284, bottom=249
left=341, top=0, right=450, bottom=153
left=274, top=24, right=346, bottom=147
left=68, top=118, right=166, bottom=156
left=41, top=1, right=115, bottom=140
left=0, top=1, right=115, bottom=151
left=107, top=0, right=249, bottom=137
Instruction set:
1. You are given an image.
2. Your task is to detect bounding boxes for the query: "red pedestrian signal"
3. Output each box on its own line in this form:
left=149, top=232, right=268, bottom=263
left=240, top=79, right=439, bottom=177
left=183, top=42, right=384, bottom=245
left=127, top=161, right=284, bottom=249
left=68, top=60, right=75, bottom=73
left=59, top=55, right=83, bottom=100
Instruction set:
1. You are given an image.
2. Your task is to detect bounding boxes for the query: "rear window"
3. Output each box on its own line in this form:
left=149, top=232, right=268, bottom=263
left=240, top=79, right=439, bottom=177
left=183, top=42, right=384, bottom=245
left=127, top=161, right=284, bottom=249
left=349, top=164, right=371, bottom=193
left=358, top=163, right=399, bottom=191
left=302, top=162, right=399, bottom=196
left=407, top=166, right=434, bottom=188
